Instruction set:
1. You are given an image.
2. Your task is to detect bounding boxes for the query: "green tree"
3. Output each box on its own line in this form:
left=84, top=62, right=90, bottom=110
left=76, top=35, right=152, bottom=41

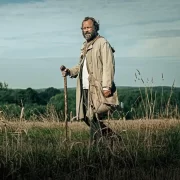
left=48, top=89, right=76, bottom=120
left=24, top=88, right=40, bottom=104
left=0, top=81, right=8, bottom=90
left=38, top=87, right=61, bottom=105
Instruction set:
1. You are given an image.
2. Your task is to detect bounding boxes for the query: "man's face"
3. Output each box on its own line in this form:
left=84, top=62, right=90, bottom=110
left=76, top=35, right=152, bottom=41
left=82, top=19, right=97, bottom=42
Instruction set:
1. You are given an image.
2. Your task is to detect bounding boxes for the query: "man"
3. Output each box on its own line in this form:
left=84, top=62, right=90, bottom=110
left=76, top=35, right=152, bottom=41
left=61, top=17, right=119, bottom=142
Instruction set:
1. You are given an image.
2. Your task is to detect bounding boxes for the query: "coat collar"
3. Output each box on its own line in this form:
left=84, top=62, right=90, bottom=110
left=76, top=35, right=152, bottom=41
left=83, top=34, right=101, bottom=51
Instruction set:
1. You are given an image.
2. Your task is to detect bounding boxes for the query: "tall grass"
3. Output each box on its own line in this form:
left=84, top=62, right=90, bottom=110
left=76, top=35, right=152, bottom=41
left=1, top=120, right=180, bottom=179
left=0, top=72, right=180, bottom=179
left=131, top=70, right=179, bottom=120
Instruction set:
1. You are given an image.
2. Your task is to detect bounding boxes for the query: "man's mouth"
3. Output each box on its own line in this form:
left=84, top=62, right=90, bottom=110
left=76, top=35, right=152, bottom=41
left=85, top=33, right=91, bottom=37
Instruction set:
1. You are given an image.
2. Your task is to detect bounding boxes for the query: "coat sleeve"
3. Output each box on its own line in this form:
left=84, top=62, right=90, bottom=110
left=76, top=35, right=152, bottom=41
left=101, top=41, right=115, bottom=89
left=69, top=63, right=80, bottom=78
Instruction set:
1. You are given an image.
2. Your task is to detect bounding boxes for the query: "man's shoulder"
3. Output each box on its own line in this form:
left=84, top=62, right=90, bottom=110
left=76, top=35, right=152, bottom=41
left=97, top=36, right=115, bottom=53
left=97, top=36, right=109, bottom=44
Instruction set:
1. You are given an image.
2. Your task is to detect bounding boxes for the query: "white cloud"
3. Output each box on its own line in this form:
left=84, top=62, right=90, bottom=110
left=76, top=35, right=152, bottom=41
left=1, top=0, right=180, bottom=58
left=127, top=37, right=180, bottom=57
left=0, top=0, right=180, bottom=88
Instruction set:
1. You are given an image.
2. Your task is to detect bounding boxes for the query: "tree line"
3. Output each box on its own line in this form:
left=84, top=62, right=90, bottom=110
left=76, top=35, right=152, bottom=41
left=0, top=82, right=180, bottom=120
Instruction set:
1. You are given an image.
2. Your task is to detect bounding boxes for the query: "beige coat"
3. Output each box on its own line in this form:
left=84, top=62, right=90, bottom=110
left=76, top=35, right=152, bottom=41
left=69, top=36, right=119, bottom=120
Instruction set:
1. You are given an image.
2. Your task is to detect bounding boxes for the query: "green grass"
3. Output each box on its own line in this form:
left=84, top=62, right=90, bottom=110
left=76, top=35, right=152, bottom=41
left=1, top=120, right=180, bottom=179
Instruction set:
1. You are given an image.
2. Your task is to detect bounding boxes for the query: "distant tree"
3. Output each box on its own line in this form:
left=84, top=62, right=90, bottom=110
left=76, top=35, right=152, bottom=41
left=38, top=87, right=61, bottom=104
left=0, top=81, right=8, bottom=90
left=15, top=90, right=26, bottom=106
left=48, top=89, right=76, bottom=119
left=45, top=87, right=61, bottom=96
left=24, top=88, right=40, bottom=104
left=3, top=82, right=8, bottom=89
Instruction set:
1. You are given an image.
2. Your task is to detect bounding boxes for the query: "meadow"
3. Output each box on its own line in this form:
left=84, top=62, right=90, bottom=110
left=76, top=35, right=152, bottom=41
left=0, top=73, right=180, bottom=179
left=1, top=119, right=180, bottom=180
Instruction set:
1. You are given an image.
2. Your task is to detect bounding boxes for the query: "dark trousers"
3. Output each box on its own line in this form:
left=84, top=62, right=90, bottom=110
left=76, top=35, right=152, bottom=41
left=82, top=89, right=115, bottom=141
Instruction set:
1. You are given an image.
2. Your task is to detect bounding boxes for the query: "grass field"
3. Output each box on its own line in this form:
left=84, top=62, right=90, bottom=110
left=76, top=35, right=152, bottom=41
left=1, top=119, right=180, bottom=180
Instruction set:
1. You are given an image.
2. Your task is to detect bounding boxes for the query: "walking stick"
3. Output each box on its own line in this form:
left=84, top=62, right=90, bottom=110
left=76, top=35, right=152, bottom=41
left=60, top=65, right=68, bottom=141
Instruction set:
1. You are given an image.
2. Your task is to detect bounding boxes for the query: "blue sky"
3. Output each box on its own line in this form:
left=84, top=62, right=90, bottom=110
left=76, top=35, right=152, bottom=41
left=0, top=0, right=180, bottom=89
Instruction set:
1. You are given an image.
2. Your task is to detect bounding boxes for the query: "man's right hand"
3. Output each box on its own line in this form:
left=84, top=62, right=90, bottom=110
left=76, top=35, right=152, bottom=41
left=60, top=65, right=70, bottom=77
left=61, top=68, right=70, bottom=77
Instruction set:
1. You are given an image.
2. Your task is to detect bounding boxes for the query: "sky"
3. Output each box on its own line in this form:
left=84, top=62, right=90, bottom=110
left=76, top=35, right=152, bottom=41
left=0, top=0, right=180, bottom=89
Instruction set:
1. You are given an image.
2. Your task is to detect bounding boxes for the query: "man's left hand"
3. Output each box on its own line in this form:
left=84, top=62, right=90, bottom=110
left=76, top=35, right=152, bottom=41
left=103, top=89, right=111, bottom=98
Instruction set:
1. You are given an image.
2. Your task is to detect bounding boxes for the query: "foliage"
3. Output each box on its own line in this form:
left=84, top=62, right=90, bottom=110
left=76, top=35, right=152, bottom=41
left=0, top=82, right=8, bottom=90
left=0, top=80, right=180, bottom=120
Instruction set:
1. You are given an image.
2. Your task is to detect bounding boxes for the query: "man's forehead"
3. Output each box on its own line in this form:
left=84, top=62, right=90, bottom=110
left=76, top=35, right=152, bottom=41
left=82, top=19, right=93, bottom=26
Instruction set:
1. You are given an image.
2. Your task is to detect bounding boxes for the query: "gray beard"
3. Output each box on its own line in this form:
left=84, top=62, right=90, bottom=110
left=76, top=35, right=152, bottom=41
left=83, top=31, right=97, bottom=42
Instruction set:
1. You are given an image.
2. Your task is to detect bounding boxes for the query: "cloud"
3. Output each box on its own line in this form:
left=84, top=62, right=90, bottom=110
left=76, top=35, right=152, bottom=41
left=0, top=0, right=180, bottom=88
left=146, top=29, right=180, bottom=38
left=0, top=0, right=43, bottom=5
left=1, top=0, right=180, bottom=59
left=0, top=0, right=88, bottom=58
left=126, top=37, right=180, bottom=57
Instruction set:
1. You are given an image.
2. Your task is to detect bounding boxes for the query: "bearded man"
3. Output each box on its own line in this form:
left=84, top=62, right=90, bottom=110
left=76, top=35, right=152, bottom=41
left=61, top=17, right=119, bottom=143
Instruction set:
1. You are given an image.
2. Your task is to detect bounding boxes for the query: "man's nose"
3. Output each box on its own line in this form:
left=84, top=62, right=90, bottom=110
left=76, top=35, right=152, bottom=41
left=83, top=30, right=89, bottom=34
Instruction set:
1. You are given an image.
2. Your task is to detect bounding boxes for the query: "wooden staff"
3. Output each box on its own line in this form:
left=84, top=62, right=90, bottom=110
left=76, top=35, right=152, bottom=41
left=60, top=65, right=68, bottom=141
